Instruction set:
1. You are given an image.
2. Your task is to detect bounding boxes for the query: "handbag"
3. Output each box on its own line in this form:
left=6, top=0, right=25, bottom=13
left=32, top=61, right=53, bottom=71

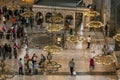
left=73, top=71, right=77, bottom=76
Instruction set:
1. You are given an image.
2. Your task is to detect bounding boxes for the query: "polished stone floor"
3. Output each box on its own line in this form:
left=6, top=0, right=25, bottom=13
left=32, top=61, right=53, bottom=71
left=0, top=2, right=117, bottom=79
left=0, top=24, right=117, bottom=80
left=8, top=75, right=117, bottom=80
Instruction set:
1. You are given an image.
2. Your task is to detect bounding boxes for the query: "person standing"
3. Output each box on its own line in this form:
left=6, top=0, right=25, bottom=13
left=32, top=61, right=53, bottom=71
left=8, top=45, right=12, bottom=59
left=47, top=52, right=52, bottom=62
left=102, top=45, right=107, bottom=54
left=86, top=35, right=92, bottom=49
left=24, top=53, right=30, bottom=70
left=18, top=58, right=23, bottom=75
left=69, top=58, right=75, bottom=75
left=39, top=54, right=46, bottom=66
left=69, top=28, right=74, bottom=35
left=4, top=43, right=8, bottom=58
left=28, top=59, right=33, bottom=75
left=33, top=61, right=38, bottom=74
left=107, top=46, right=114, bottom=54
left=104, top=23, right=108, bottom=37
left=32, top=53, right=38, bottom=65
left=13, top=43, right=19, bottom=59
left=1, top=45, right=5, bottom=60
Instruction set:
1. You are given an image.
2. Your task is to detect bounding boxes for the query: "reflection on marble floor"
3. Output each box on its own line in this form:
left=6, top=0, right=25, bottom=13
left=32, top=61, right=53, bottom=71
left=7, top=75, right=117, bottom=80
left=0, top=21, right=116, bottom=80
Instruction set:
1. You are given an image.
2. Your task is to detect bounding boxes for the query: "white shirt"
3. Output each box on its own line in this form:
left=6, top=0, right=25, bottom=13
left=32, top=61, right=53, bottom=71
left=87, top=37, right=91, bottom=42
left=2, top=16, right=5, bottom=22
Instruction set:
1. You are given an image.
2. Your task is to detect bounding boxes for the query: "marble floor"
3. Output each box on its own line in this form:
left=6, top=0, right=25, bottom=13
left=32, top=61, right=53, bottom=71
left=0, top=25, right=116, bottom=80
left=8, top=75, right=117, bottom=80
left=0, top=6, right=117, bottom=79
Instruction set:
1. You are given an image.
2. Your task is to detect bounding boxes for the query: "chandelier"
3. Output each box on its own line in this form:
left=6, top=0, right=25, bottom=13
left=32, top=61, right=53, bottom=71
left=66, top=34, right=85, bottom=43
left=46, top=23, right=63, bottom=33
left=7, top=5, right=20, bottom=11
left=48, top=10, right=63, bottom=23
left=43, top=45, right=62, bottom=54
left=87, top=21, right=104, bottom=29
left=113, top=34, right=120, bottom=41
left=85, top=11, right=100, bottom=17
left=21, top=0, right=34, bottom=5
left=94, top=54, right=115, bottom=65
left=48, top=16, right=63, bottom=23
left=20, top=0, right=34, bottom=18
left=7, top=0, right=20, bottom=11
left=20, top=11, right=34, bottom=18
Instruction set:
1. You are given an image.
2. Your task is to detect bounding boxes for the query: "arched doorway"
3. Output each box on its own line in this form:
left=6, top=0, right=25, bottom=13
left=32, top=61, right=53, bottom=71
left=45, top=12, right=52, bottom=23
left=65, top=15, right=73, bottom=30
left=35, top=12, right=43, bottom=25
left=65, top=15, right=73, bottom=25
left=55, top=12, right=63, bottom=24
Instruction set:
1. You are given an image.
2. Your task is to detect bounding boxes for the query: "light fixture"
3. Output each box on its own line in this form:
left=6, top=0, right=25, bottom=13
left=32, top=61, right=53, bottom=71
left=47, top=10, right=63, bottom=23
left=94, top=54, right=115, bottom=65
left=39, top=52, right=62, bottom=73
left=20, top=0, right=34, bottom=17
left=7, top=0, right=20, bottom=11
left=43, top=45, right=62, bottom=54
left=7, top=5, right=20, bottom=11
left=66, top=34, right=85, bottom=43
left=46, top=23, right=63, bottom=33
left=85, top=11, right=100, bottom=17
left=20, top=11, right=34, bottom=18
left=86, top=21, right=104, bottom=29
left=48, top=16, right=63, bottom=23
left=21, top=0, right=34, bottom=5
left=113, top=34, right=120, bottom=41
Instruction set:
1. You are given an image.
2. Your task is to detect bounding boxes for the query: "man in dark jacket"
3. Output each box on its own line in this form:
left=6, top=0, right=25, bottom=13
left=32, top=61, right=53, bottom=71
left=69, top=58, right=75, bottom=75
left=8, top=45, right=12, bottom=59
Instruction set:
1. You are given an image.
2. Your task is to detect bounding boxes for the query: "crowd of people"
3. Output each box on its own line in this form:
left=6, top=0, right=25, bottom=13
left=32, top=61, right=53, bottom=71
left=0, top=5, right=35, bottom=60
left=0, top=4, right=115, bottom=77
left=18, top=53, right=47, bottom=75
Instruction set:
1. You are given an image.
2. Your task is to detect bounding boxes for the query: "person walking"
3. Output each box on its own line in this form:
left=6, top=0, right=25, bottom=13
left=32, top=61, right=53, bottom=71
left=89, top=58, right=94, bottom=71
left=39, top=54, right=46, bottom=66
left=18, top=58, right=23, bottom=75
left=102, top=45, right=107, bottom=54
left=86, top=35, right=92, bottom=49
left=69, top=58, right=75, bottom=75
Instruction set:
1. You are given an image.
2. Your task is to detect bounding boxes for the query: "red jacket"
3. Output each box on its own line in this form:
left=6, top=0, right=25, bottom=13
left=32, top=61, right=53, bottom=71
left=90, top=58, right=94, bottom=66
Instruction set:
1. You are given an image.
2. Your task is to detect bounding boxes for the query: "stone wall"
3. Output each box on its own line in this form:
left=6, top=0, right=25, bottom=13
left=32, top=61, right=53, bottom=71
left=92, top=0, right=120, bottom=50
left=110, top=0, right=120, bottom=50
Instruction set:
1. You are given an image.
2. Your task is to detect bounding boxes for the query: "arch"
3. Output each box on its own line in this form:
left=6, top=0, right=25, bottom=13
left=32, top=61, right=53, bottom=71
left=57, top=13, right=63, bottom=18
left=35, top=12, right=43, bottom=25
left=65, top=15, right=73, bottom=25
left=45, top=12, right=52, bottom=23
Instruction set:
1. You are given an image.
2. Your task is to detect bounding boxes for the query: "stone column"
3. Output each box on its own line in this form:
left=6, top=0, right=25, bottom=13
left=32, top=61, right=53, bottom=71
left=73, top=11, right=76, bottom=29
